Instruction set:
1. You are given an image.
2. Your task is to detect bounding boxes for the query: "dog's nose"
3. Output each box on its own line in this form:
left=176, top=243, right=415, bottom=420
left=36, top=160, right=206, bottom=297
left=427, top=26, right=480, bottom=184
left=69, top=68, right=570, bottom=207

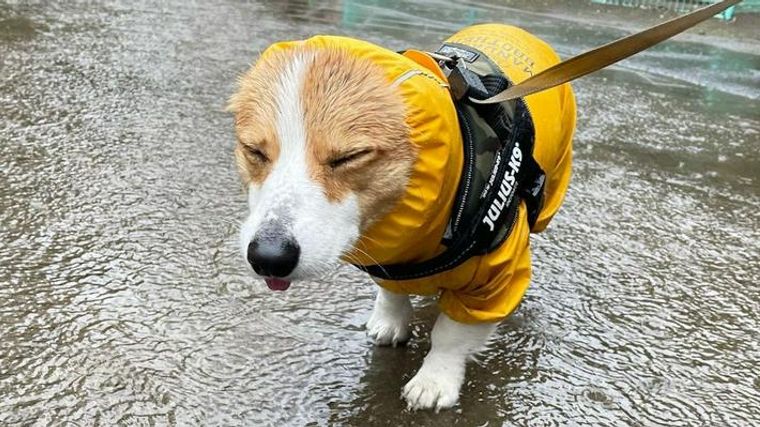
left=247, top=227, right=300, bottom=278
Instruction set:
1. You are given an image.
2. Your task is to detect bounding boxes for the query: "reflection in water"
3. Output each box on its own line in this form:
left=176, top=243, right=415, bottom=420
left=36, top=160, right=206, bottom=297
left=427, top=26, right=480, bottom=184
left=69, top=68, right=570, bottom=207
left=0, top=0, right=758, bottom=425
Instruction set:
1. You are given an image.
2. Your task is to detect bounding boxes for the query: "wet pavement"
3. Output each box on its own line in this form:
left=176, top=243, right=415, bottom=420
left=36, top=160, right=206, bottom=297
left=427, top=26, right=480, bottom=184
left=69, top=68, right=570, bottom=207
left=1, top=0, right=759, bottom=425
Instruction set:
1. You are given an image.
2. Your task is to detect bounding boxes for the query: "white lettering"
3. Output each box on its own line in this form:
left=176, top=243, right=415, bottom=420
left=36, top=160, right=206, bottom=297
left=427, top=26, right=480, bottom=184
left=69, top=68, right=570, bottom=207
left=481, top=144, right=523, bottom=231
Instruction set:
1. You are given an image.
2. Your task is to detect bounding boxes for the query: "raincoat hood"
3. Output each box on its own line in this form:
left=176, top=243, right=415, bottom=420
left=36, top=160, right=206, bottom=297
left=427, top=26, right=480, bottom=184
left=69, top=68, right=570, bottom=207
left=259, top=36, right=464, bottom=267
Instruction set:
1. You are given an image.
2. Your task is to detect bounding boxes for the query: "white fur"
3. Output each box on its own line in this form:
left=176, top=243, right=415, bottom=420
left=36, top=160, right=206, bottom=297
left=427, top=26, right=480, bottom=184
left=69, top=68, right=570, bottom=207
left=402, top=313, right=497, bottom=411
left=366, top=287, right=412, bottom=346
left=239, top=53, right=361, bottom=280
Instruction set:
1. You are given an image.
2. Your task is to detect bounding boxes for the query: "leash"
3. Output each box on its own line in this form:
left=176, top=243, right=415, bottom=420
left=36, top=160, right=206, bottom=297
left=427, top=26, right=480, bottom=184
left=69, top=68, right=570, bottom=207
left=472, top=0, right=742, bottom=104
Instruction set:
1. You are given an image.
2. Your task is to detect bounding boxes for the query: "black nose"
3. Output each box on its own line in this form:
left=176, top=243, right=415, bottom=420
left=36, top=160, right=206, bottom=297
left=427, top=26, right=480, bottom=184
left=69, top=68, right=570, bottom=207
left=247, top=226, right=300, bottom=278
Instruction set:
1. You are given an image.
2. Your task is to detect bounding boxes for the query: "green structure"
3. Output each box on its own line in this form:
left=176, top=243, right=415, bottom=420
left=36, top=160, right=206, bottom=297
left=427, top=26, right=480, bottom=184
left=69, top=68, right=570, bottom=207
left=590, top=0, right=760, bottom=20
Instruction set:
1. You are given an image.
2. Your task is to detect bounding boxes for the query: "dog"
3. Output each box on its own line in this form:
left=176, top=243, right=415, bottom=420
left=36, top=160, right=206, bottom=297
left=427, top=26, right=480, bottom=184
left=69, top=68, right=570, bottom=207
left=228, top=24, right=575, bottom=411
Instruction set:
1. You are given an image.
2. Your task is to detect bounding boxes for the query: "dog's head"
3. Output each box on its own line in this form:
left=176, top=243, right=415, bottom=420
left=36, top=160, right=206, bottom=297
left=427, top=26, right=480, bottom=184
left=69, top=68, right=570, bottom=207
left=228, top=44, right=416, bottom=290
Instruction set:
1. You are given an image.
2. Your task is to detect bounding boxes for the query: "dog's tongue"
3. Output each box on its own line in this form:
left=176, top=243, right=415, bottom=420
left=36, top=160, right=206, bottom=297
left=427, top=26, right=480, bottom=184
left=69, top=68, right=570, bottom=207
left=265, top=277, right=291, bottom=291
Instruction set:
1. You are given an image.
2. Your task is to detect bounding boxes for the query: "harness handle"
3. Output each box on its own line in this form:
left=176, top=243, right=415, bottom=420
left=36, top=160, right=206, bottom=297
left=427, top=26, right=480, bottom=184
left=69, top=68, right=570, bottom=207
left=472, top=0, right=741, bottom=104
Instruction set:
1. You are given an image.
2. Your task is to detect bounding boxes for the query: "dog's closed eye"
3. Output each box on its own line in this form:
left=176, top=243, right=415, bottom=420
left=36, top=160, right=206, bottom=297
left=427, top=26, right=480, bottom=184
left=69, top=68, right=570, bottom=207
left=328, top=149, right=374, bottom=169
left=242, top=145, right=270, bottom=163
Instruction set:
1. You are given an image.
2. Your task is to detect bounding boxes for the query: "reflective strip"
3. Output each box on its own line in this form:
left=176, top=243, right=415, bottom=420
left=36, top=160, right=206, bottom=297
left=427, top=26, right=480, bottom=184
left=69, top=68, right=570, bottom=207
left=391, top=70, right=422, bottom=88
left=392, top=69, right=449, bottom=89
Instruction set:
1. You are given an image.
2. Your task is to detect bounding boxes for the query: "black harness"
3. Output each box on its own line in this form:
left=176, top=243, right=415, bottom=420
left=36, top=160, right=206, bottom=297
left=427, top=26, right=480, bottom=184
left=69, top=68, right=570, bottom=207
left=355, top=43, right=546, bottom=281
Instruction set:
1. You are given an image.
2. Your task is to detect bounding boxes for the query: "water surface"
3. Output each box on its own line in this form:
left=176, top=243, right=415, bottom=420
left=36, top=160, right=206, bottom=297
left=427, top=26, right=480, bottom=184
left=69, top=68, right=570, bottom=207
left=1, top=0, right=758, bottom=425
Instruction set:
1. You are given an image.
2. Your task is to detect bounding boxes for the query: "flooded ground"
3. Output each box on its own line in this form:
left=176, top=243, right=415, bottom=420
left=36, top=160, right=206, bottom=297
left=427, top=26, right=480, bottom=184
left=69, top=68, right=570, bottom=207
left=1, top=0, right=758, bottom=425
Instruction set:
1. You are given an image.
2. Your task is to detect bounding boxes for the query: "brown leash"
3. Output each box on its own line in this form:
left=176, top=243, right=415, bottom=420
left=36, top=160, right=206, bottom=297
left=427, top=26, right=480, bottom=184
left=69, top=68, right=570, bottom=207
left=473, top=0, right=742, bottom=104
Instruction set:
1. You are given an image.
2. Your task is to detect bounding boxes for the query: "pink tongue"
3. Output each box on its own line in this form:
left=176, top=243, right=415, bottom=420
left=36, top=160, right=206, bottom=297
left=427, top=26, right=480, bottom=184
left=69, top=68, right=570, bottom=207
left=265, top=278, right=291, bottom=291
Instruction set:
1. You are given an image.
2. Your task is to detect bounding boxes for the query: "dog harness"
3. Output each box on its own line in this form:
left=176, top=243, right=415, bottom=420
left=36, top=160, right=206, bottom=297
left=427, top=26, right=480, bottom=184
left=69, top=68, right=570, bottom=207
left=357, top=43, right=547, bottom=281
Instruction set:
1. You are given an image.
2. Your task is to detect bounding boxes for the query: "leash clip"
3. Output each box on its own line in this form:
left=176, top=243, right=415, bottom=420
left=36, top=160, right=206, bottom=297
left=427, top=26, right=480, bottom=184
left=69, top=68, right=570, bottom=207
left=426, top=50, right=457, bottom=65
left=447, top=57, right=489, bottom=101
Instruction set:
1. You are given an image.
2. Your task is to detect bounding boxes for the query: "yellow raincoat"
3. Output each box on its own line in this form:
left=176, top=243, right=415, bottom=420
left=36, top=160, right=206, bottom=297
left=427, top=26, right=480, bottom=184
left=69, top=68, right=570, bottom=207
left=265, top=24, right=576, bottom=323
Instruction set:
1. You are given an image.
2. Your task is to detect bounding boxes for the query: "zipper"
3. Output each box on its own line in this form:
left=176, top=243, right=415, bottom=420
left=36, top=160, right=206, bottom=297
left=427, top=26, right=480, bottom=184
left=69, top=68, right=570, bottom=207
left=451, top=107, right=475, bottom=232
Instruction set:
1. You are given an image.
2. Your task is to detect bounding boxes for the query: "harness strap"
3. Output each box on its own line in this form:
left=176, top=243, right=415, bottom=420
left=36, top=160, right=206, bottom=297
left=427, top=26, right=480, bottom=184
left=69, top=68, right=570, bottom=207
left=356, top=105, right=523, bottom=281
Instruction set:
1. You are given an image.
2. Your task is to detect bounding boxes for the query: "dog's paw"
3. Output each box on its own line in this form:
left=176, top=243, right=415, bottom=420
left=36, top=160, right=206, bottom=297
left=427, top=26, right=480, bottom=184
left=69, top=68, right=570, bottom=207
left=402, top=362, right=463, bottom=411
left=366, top=306, right=411, bottom=347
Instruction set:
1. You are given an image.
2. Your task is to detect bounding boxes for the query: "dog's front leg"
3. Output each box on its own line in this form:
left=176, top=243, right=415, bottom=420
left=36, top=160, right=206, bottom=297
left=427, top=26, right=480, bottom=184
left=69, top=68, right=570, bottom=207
left=402, top=313, right=497, bottom=411
left=366, top=287, right=413, bottom=346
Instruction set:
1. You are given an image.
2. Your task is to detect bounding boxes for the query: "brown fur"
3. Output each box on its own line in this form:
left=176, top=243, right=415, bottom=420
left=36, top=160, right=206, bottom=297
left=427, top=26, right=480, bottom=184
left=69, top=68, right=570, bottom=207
left=302, top=48, right=414, bottom=228
left=228, top=51, right=284, bottom=187
left=229, top=45, right=416, bottom=230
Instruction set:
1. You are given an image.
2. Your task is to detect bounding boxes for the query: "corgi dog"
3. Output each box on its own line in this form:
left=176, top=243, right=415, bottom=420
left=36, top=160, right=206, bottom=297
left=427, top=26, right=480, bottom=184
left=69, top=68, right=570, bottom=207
left=228, top=24, right=575, bottom=410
